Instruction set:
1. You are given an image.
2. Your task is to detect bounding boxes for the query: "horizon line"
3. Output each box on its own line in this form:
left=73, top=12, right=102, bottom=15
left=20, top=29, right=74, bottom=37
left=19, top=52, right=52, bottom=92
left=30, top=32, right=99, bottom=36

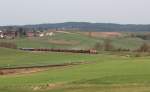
left=1, top=21, right=150, bottom=27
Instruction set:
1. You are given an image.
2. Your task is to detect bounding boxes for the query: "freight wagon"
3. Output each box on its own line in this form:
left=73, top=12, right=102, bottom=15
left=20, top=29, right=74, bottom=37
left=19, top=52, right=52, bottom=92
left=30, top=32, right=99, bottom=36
left=19, top=48, right=98, bottom=54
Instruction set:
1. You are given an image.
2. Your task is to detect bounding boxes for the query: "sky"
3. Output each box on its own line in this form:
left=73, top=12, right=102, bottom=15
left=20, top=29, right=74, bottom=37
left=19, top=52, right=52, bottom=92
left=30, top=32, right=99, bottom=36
left=0, top=0, right=150, bottom=25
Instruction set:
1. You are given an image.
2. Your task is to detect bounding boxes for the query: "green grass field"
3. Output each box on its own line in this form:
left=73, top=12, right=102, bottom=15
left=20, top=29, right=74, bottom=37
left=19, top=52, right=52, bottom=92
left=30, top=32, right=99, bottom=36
left=0, top=47, right=98, bottom=68
left=0, top=32, right=101, bottom=49
left=0, top=32, right=150, bottom=92
left=0, top=47, right=150, bottom=92
left=0, top=32, right=148, bottom=50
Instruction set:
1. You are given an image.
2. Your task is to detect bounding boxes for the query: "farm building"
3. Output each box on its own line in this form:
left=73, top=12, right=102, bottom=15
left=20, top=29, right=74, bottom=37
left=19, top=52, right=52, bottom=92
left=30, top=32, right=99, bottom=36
left=26, top=31, right=43, bottom=37
left=3, top=31, right=17, bottom=39
left=26, top=31, right=35, bottom=37
left=26, top=32, right=34, bottom=37
left=0, top=30, right=4, bottom=38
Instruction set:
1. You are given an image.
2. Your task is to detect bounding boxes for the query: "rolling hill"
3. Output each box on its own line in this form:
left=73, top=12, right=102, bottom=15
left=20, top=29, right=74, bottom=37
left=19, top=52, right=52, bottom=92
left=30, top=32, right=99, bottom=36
left=1, top=22, right=150, bottom=32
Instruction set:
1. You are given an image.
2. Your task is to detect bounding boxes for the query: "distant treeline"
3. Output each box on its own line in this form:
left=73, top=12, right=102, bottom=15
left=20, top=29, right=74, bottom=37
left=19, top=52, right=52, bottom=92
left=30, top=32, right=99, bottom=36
left=0, top=22, right=150, bottom=32
left=94, top=40, right=150, bottom=53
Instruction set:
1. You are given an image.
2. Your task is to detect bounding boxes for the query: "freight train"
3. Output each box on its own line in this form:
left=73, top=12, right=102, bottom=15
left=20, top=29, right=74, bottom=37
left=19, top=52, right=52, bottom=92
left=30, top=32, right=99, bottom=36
left=19, top=48, right=98, bottom=54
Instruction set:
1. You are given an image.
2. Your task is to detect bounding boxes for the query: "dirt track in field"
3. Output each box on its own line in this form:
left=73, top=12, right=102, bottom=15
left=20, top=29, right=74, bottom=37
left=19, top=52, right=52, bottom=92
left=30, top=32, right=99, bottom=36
left=0, top=62, right=86, bottom=75
left=82, top=32, right=122, bottom=38
left=49, top=40, right=79, bottom=45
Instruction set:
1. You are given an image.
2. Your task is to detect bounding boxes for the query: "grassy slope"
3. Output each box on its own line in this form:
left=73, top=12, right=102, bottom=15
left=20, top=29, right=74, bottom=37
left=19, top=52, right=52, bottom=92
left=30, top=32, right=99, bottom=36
left=0, top=32, right=101, bottom=49
left=0, top=48, right=98, bottom=68
left=0, top=50, right=150, bottom=92
left=0, top=32, right=148, bottom=50
left=112, top=37, right=145, bottom=49
left=0, top=32, right=150, bottom=92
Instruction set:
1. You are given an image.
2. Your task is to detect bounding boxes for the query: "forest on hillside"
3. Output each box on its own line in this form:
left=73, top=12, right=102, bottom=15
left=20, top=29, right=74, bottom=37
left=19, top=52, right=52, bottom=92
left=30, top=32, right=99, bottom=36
left=0, top=22, right=150, bottom=32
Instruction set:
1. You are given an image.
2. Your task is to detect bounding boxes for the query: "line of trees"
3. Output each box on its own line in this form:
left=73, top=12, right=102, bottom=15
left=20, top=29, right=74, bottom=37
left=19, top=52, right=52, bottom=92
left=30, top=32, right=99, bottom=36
left=137, top=43, right=150, bottom=52
left=0, top=42, right=17, bottom=49
left=94, top=40, right=150, bottom=52
left=94, top=39, right=115, bottom=51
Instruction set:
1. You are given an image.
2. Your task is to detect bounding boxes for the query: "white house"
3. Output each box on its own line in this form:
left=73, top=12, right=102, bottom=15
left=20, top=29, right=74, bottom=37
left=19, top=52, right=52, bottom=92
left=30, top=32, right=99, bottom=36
left=0, top=30, right=4, bottom=38
left=46, top=32, right=54, bottom=36
left=39, top=33, right=44, bottom=37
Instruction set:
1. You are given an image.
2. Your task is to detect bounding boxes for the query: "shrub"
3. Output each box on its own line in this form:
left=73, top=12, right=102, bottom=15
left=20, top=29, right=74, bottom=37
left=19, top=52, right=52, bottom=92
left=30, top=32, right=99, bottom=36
left=94, top=42, right=103, bottom=50
left=103, top=39, right=115, bottom=51
left=137, top=43, right=150, bottom=52
left=0, top=42, right=17, bottom=49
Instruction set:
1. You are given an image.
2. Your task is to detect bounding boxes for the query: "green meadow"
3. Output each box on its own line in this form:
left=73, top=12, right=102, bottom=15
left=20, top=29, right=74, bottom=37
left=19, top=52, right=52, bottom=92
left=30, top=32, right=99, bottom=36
left=0, top=32, right=147, bottom=50
left=0, top=47, right=98, bottom=68
left=0, top=47, right=150, bottom=92
left=0, top=32, right=150, bottom=92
